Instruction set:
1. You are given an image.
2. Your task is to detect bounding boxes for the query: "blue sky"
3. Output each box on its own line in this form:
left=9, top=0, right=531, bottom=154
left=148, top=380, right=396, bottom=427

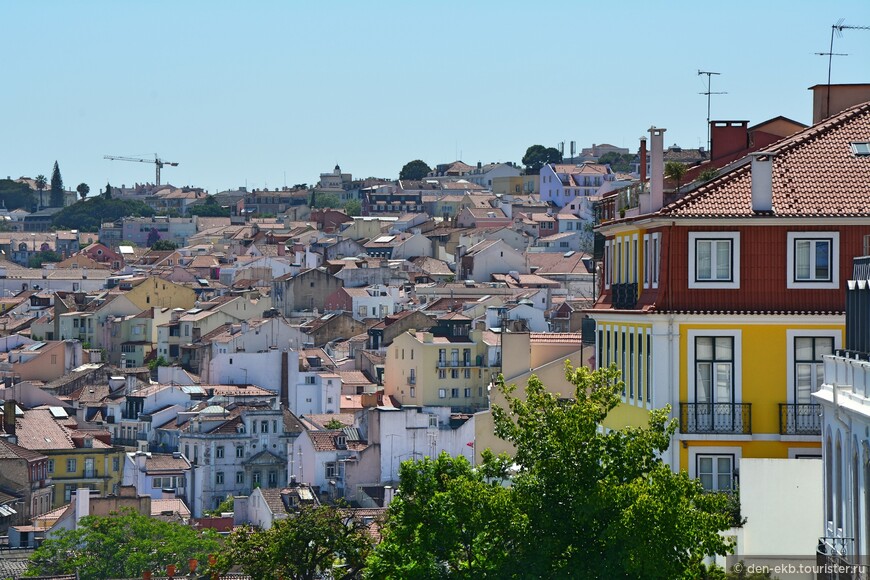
left=1, top=1, right=869, bottom=194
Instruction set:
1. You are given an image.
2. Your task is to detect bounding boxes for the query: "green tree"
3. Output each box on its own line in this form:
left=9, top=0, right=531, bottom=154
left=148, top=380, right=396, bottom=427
left=324, top=418, right=345, bottom=430
left=50, top=161, right=64, bottom=207
left=103, top=181, right=113, bottom=199
left=188, top=195, right=231, bottom=217
left=665, top=160, right=688, bottom=194
left=487, top=364, right=733, bottom=579
left=28, top=251, right=62, bottom=268
left=34, top=174, right=47, bottom=209
left=698, top=167, right=720, bottom=183
left=313, top=192, right=342, bottom=209
left=0, top=179, right=36, bottom=211
left=598, top=152, right=635, bottom=172
left=521, top=145, right=562, bottom=174
left=26, top=509, right=221, bottom=580
left=367, top=452, right=524, bottom=579
left=221, top=504, right=373, bottom=580
left=76, top=182, right=90, bottom=200
left=399, top=159, right=431, bottom=181
left=344, top=199, right=362, bottom=217
left=52, top=197, right=155, bottom=232
left=147, top=356, right=170, bottom=371
left=151, top=239, right=177, bottom=251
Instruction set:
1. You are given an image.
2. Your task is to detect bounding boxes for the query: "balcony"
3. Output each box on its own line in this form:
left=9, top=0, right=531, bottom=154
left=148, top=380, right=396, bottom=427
left=83, top=469, right=97, bottom=479
left=679, top=403, right=752, bottom=435
left=436, top=358, right=481, bottom=369
left=779, top=403, right=822, bottom=436
left=611, top=283, right=638, bottom=310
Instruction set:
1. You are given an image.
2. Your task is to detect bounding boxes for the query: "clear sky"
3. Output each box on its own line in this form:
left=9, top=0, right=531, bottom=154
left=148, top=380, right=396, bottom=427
left=1, top=1, right=869, bottom=194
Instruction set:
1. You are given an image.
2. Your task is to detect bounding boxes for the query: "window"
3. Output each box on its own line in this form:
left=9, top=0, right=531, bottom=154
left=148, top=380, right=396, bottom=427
left=325, top=462, right=337, bottom=478
left=67, top=458, right=77, bottom=473
left=643, top=233, right=661, bottom=289
left=409, top=386, right=416, bottom=397
left=851, top=142, right=870, bottom=156
left=268, top=470, right=277, bottom=486
left=787, top=232, right=839, bottom=289
left=438, top=369, right=446, bottom=379
left=216, top=446, right=225, bottom=459
left=694, top=337, right=734, bottom=405
left=438, top=388, right=447, bottom=398
left=697, top=454, right=734, bottom=492
left=113, top=457, right=119, bottom=472
left=464, top=369, right=471, bottom=379
left=216, top=472, right=224, bottom=485
left=688, top=232, right=740, bottom=289
left=261, top=421, right=269, bottom=434
left=236, top=471, right=245, bottom=484
left=451, top=369, right=459, bottom=379
left=451, top=388, right=459, bottom=398
left=253, top=471, right=261, bottom=485
left=236, top=446, right=244, bottom=458
left=47, top=459, right=54, bottom=474
left=464, top=388, right=472, bottom=398
left=65, top=484, right=75, bottom=502
left=792, top=335, right=835, bottom=403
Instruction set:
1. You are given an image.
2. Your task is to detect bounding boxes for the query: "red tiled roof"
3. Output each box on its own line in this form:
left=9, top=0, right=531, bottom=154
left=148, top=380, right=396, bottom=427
left=529, top=332, right=582, bottom=344
left=662, top=101, right=870, bottom=218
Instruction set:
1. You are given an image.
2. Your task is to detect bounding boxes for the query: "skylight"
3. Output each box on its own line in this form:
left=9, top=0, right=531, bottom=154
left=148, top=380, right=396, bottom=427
left=851, top=142, right=870, bottom=157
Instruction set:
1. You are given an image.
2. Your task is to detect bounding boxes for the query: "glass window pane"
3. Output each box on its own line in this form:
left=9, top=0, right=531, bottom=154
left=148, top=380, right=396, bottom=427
left=717, top=456, right=732, bottom=475
left=715, top=363, right=732, bottom=402
left=697, top=241, right=712, bottom=279
left=700, top=474, right=713, bottom=490
left=718, top=473, right=732, bottom=491
left=796, top=363, right=813, bottom=403
left=716, top=241, right=731, bottom=280
left=795, top=240, right=811, bottom=280
left=699, top=456, right=713, bottom=474
left=815, top=365, right=825, bottom=391
left=696, top=363, right=712, bottom=402
left=815, top=241, right=830, bottom=279
left=696, top=337, right=714, bottom=360
left=715, top=337, right=733, bottom=360
left=795, top=337, right=813, bottom=360
left=815, top=338, right=834, bottom=359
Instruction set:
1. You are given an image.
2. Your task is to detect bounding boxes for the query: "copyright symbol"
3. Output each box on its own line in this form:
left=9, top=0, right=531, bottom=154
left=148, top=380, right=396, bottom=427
left=732, top=562, right=744, bottom=573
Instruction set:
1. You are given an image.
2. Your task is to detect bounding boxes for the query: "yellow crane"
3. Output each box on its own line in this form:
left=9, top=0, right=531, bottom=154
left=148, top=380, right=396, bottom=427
left=103, top=154, right=179, bottom=185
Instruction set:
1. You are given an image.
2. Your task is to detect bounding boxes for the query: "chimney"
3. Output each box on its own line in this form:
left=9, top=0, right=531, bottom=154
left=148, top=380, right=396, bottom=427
left=75, top=488, right=90, bottom=528
left=649, top=127, right=666, bottom=212
left=750, top=153, right=775, bottom=213
left=384, top=485, right=395, bottom=506
left=4, top=399, right=16, bottom=442
left=639, top=137, right=647, bottom=184
left=277, top=243, right=286, bottom=256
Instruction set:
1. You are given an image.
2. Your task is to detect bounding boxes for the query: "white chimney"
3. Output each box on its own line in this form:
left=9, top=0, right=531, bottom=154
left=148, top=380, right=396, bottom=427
left=75, top=488, right=90, bottom=528
left=750, top=153, right=775, bottom=213
left=384, top=485, right=395, bottom=506
left=649, top=127, right=666, bottom=212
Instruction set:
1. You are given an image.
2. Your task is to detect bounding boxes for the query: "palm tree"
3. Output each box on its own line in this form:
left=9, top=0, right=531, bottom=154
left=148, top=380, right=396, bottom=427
left=76, top=183, right=90, bottom=201
left=664, top=161, right=688, bottom=195
left=34, top=174, right=47, bottom=209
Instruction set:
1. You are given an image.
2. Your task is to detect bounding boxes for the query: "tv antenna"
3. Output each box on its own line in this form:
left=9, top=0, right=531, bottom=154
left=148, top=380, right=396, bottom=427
left=816, top=19, right=870, bottom=119
left=698, top=70, right=726, bottom=153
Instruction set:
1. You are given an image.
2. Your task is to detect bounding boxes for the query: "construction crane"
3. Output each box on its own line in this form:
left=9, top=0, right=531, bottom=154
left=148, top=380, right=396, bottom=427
left=103, top=154, right=179, bottom=185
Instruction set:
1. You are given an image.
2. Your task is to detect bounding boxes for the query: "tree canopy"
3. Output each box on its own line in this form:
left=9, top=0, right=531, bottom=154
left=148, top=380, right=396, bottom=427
left=370, top=364, right=733, bottom=579
left=399, top=160, right=431, bottom=181
left=50, top=161, right=64, bottom=207
left=521, top=145, right=562, bottom=174
left=52, top=196, right=155, bottom=231
left=665, top=161, right=688, bottom=194
left=220, top=504, right=373, bottom=580
left=76, top=182, right=90, bottom=200
left=26, top=509, right=221, bottom=580
left=34, top=174, right=47, bottom=209
left=344, top=199, right=362, bottom=217
left=313, top=192, right=342, bottom=209
left=151, top=239, right=177, bottom=251
left=598, top=151, right=636, bottom=172
left=0, top=179, right=36, bottom=211
left=188, top=195, right=231, bottom=217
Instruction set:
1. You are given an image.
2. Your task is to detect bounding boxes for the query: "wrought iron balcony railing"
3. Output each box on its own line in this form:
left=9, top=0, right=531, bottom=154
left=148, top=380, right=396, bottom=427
left=779, top=403, right=822, bottom=436
left=679, top=402, right=752, bottom=435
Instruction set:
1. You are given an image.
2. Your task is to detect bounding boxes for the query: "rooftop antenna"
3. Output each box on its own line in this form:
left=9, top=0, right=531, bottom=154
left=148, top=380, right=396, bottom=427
left=698, top=70, right=727, bottom=152
left=816, top=19, right=870, bottom=119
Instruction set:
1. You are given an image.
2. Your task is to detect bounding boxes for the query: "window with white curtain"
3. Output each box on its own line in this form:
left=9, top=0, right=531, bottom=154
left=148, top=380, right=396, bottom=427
left=688, top=232, right=740, bottom=289
left=695, top=337, right=734, bottom=404
left=787, top=232, right=839, bottom=289
left=794, top=337, right=833, bottom=403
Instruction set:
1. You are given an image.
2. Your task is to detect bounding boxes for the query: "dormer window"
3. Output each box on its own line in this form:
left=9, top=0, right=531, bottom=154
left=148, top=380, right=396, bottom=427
left=334, top=435, right=346, bottom=448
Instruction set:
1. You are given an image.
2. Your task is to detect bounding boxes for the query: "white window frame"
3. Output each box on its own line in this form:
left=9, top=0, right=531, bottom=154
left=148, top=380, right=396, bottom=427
left=786, top=232, right=839, bottom=289
left=694, top=453, right=736, bottom=492
left=786, top=329, right=841, bottom=404
left=643, top=234, right=651, bottom=289
left=688, top=445, right=742, bottom=482
left=631, top=234, right=638, bottom=284
left=604, top=240, right=612, bottom=289
left=688, top=232, right=740, bottom=289
left=651, top=232, right=660, bottom=289
left=687, top=329, right=742, bottom=404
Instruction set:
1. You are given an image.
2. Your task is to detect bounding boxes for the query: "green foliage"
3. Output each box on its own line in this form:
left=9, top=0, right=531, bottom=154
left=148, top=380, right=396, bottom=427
left=34, top=174, right=47, bottom=209
left=489, top=364, right=733, bottom=579
left=103, top=181, right=113, bottom=199
left=399, top=159, right=431, bottom=181
left=665, top=161, right=688, bottom=193
left=50, top=161, right=64, bottom=207
left=188, top=196, right=231, bottom=217
left=598, top=151, right=635, bottom=172
left=147, top=356, right=170, bottom=371
left=344, top=199, right=362, bottom=217
left=313, top=192, right=342, bottom=209
left=206, top=494, right=234, bottom=516
left=220, top=504, right=373, bottom=580
left=151, top=239, right=177, bottom=251
left=367, top=452, right=524, bottom=579
left=324, top=418, right=345, bottom=430
left=698, top=168, right=720, bottom=183
left=52, top=197, right=155, bottom=232
left=372, top=364, right=734, bottom=579
left=0, top=179, right=36, bottom=211
left=28, top=251, right=62, bottom=268
left=76, top=182, right=90, bottom=200
left=26, top=508, right=221, bottom=580
left=522, top=144, right=562, bottom=174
